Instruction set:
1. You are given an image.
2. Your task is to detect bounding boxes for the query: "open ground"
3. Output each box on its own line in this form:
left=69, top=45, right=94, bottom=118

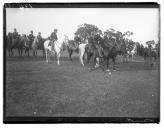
left=5, top=50, right=160, bottom=117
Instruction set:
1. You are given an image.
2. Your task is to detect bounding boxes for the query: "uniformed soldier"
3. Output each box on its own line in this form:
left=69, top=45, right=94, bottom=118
left=94, top=31, right=102, bottom=44
left=13, top=28, right=19, bottom=39
left=103, top=32, right=109, bottom=44
left=49, top=29, right=58, bottom=50
left=28, top=30, right=35, bottom=49
left=74, top=35, right=81, bottom=45
left=37, top=32, right=42, bottom=46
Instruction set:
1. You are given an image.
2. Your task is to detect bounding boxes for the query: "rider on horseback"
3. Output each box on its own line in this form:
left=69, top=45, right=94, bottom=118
left=94, top=31, right=102, bottom=44
left=74, top=35, right=81, bottom=45
left=13, top=28, right=19, bottom=39
left=28, top=30, right=35, bottom=49
left=49, top=29, right=58, bottom=51
left=37, top=32, right=42, bottom=48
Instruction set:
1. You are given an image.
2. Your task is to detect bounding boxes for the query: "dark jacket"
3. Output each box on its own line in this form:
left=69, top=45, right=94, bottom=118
left=28, top=34, right=35, bottom=42
left=74, top=36, right=81, bottom=44
left=50, top=32, right=58, bottom=41
left=13, top=32, right=18, bottom=39
left=103, top=36, right=109, bottom=44
left=37, top=35, right=42, bottom=42
left=94, top=34, right=102, bottom=43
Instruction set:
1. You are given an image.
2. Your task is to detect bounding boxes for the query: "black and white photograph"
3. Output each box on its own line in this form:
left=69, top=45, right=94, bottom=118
left=4, top=3, right=160, bottom=123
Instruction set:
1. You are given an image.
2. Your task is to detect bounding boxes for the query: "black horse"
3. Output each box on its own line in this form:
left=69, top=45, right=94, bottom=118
left=7, top=33, right=22, bottom=56
left=84, top=36, right=103, bottom=69
left=98, top=39, right=119, bottom=71
left=66, top=40, right=79, bottom=61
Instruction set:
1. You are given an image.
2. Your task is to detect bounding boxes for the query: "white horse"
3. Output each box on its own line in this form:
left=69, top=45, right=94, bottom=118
left=44, top=37, right=68, bottom=65
left=127, top=44, right=137, bottom=62
left=78, top=39, right=88, bottom=66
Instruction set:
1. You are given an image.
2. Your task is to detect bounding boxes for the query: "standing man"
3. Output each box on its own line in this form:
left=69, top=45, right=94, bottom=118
left=28, top=30, right=35, bottom=49
left=74, top=34, right=81, bottom=45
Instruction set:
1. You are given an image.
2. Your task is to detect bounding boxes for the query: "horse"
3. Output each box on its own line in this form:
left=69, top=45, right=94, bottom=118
left=7, top=33, right=19, bottom=56
left=98, top=39, right=119, bottom=71
left=16, top=35, right=25, bottom=56
left=67, top=40, right=79, bottom=61
left=44, top=37, right=67, bottom=65
left=62, top=35, right=79, bottom=61
left=84, top=36, right=104, bottom=69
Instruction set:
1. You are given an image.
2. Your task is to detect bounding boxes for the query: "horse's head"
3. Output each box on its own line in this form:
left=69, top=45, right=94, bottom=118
left=63, top=35, right=69, bottom=46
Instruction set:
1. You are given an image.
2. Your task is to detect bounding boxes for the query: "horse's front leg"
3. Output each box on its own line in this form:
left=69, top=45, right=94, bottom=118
left=106, top=57, right=110, bottom=71
left=45, top=50, right=48, bottom=63
left=79, top=51, right=84, bottom=66
left=42, top=50, right=44, bottom=57
left=11, top=48, right=13, bottom=56
left=20, top=48, right=23, bottom=56
left=57, top=53, right=60, bottom=65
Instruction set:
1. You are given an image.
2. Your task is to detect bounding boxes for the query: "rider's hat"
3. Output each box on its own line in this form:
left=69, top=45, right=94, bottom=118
left=54, top=29, right=57, bottom=32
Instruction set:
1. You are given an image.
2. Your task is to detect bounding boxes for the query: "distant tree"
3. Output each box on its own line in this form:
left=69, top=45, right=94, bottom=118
left=74, top=23, right=101, bottom=41
left=146, top=40, right=155, bottom=49
left=123, top=30, right=134, bottom=37
left=155, top=41, right=160, bottom=57
left=104, top=29, right=135, bottom=51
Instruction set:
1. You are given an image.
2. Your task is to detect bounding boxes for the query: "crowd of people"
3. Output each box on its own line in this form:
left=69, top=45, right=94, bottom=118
left=7, top=27, right=159, bottom=61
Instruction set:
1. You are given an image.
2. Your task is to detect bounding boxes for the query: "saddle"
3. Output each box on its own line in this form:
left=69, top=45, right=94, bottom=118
left=48, top=40, right=55, bottom=51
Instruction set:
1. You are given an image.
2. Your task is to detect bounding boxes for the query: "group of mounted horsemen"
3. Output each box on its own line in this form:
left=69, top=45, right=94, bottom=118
left=6, top=28, right=158, bottom=71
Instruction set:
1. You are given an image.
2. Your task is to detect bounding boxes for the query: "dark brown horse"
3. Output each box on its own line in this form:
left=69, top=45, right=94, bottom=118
left=66, top=40, right=79, bottom=61
left=7, top=33, right=21, bottom=56
left=98, top=38, right=120, bottom=71
left=85, top=42, right=103, bottom=69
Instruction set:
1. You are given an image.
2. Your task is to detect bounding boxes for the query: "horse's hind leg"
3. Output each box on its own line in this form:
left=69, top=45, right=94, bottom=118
left=69, top=50, right=73, bottom=61
left=112, top=57, right=116, bottom=71
left=28, top=49, right=29, bottom=56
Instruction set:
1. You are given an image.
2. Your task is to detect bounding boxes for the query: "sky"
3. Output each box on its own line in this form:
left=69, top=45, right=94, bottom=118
left=6, top=8, right=159, bottom=46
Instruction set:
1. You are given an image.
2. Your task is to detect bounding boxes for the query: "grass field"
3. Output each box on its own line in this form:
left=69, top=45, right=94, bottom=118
left=5, top=50, right=160, bottom=118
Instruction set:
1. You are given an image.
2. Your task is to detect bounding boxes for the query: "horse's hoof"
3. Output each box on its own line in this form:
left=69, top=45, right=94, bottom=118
left=106, top=69, right=110, bottom=72
left=88, top=67, right=91, bottom=71
left=108, top=72, right=112, bottom=75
